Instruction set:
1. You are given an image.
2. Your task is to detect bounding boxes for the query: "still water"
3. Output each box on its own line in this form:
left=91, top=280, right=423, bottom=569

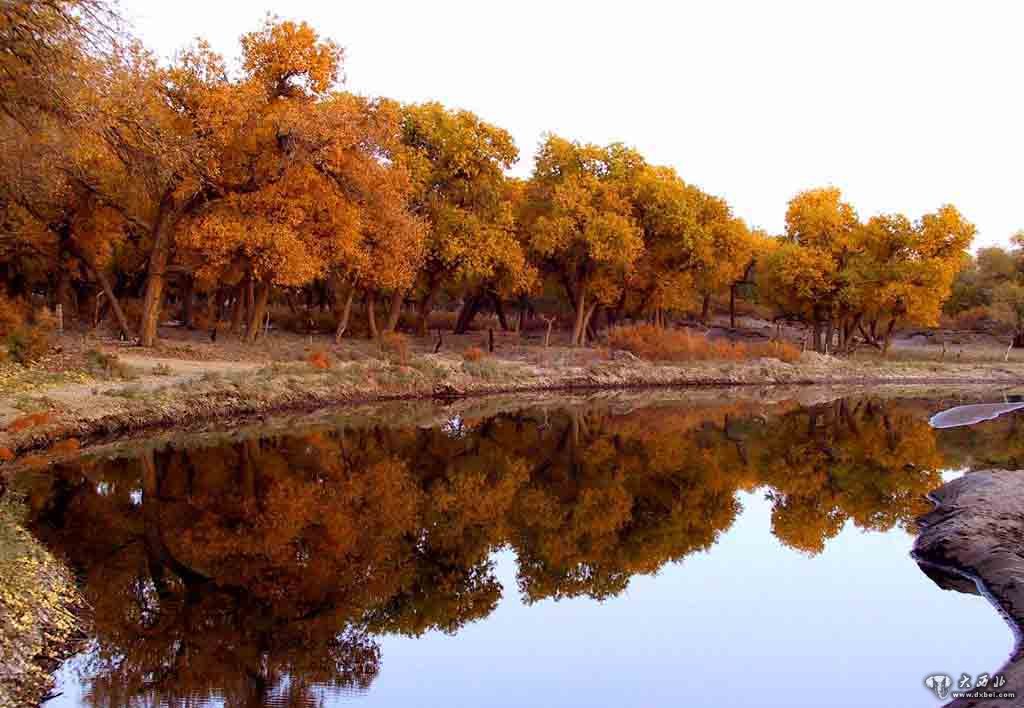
left=24, top=394, right=1023, bottom=707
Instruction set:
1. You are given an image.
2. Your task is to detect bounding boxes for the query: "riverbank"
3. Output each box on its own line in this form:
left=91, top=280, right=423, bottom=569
left=0, top=492, right=85, bottom=707
left=4, top=347, right=1024, bottom=463
left=915, top=470, right=1024, bottom=708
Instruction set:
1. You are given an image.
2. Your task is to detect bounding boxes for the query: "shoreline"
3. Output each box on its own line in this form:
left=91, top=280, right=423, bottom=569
left=4, top=351, right=1024, bottom=462
left=0, top=493, right=86, bottom=708
left=914, top=471, right=1024, bottom=708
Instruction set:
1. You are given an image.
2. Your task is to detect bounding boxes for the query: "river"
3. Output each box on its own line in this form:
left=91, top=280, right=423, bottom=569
left=20, top=392, right=1021, bottom=707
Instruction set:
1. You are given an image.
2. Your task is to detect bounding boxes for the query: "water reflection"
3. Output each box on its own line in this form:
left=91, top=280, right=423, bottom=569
left=24, top=398, right=985, bottom=706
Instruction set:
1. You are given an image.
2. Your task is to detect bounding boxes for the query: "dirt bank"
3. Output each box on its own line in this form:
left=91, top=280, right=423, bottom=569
left=915, top=470, right=1024, bottom=707
left=5, top=349, right=1024, bottom=463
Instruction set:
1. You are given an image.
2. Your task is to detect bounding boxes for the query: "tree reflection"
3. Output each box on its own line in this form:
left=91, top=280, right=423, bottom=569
left=27, top=397, right=946, bottom=706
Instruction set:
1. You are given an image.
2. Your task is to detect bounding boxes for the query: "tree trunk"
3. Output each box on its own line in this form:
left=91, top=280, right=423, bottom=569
left=139, top=201, right=180, bottom=347
left=812, top=320, right=824, bottom=354
left=571, top=286, right=588, bottom=347
left=580, top=302, right=598, bottom=346
left=416, top=279, right=440, bottom=337
left=491, top=292, right=509, bottom=331
left=181, top=275, right=195, bottom=329
left=701, top=293, right=711, bottom=323
left=55, top=254, right=73, bottom=324
left=65, top=237, right=134, bottom=341
left=881, top=318, right=897, bottom=356
left=455, top=293, right=484, bottom=335
left=229, top=285, right=245, bottom=335
left=244, top=281, right=270, bottom=343
left=366, top=291, right=378, bottom=340
left=385, top=289, right=404, bottom=333
left=335, top=285, right=355, bottom=342
left=729, top=284, right=737, bottom=329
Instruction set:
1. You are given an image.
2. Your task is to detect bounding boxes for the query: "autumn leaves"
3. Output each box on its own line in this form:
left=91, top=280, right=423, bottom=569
left=762, top=189, right=975, bottom=353
left=0, top=7, right=977, bottom=351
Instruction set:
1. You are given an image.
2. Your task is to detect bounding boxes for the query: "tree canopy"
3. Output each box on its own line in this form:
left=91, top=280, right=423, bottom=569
left=0, top=8, right=977, bottom=353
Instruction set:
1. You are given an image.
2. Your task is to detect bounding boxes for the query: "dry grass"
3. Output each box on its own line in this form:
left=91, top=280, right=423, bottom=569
left=379, top=332, right=410, bottom=365
left=608, top=324, right=801, bottom=363
left=50, top=438, right=80, bottom=455
left=5, top=411, right=54, bottom=433
left=84, top=349, right=139, bottom=380
left=946, top=306, right=1008, bottom=333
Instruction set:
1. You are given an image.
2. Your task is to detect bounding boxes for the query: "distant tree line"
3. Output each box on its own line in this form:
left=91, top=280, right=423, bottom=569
left=0, top=1, right=977, bottom=353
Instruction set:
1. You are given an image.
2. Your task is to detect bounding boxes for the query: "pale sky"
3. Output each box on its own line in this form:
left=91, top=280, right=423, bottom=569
left=120, top=0, right=1021, bottom=250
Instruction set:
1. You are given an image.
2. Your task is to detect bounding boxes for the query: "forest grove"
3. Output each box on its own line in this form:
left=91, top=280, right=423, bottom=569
left=0, top=2, right=995, bottom=363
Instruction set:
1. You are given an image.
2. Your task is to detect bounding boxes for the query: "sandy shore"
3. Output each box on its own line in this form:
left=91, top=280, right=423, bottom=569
left=4, top=350, right=1024, bottom=463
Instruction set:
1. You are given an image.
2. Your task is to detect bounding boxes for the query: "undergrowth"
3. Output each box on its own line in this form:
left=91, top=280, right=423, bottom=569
left=608, top=325, right=801, bottom=363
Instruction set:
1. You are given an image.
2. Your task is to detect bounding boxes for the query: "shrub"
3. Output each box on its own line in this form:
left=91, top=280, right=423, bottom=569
left=463, top=346, right=485, bottom=362
left=0, top=296, right=25, bottom=334
left=396, top=309, right=459, bottom=333
left=6, top=411, right=53, bottom=433
left=951, top=305, right=1004, bottom=332
left=275, top=305, right=337, bottom=334
left=307, top=349, right=332, bottom=370
left=380, top=332, right=409, bottom=365
left=4, top=327, right=50, bottom=364
left=608, top=324, right=801, bottom=363
left=0, top=296, right=51, bottom=364
left=84, top=349, right=139, bottom=380
left=0, top=447, right=14, bottom=462
left=462, top=359, right=503, bottom=381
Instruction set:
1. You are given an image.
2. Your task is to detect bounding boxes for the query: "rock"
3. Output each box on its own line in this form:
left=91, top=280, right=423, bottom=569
left=915, top=470, right=1024, bottom=707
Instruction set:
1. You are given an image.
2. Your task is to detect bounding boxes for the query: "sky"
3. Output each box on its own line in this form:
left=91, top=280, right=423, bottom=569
left=119, top=0, right=1021, bottom=250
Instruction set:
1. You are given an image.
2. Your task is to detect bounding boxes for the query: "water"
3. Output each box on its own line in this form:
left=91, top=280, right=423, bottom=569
left=24, top=394, right=1022, bottom=707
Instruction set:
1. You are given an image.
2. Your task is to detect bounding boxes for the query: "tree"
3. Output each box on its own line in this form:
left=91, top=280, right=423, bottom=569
left=178, top=93, right=423, bottom=342
left=778, top=187, right=858, bottom=352
left=844, top=206, right=974, bottom=352
left=523, top=137, right=644, bottom=345
left=398, top=102, right=532, bottom=335
left=760, top=238, right=837, bottom=349
left=993, top=282, right=1024, bottom=352
left=763, top=188, right=974, bottom=353
left=73, top=18, right=349, bottom=345
left=0, top=0, right=118, bottom=123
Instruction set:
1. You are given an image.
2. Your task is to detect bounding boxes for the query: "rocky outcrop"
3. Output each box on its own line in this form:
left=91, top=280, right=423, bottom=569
left=915, top=470, right=1024, bottom=707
